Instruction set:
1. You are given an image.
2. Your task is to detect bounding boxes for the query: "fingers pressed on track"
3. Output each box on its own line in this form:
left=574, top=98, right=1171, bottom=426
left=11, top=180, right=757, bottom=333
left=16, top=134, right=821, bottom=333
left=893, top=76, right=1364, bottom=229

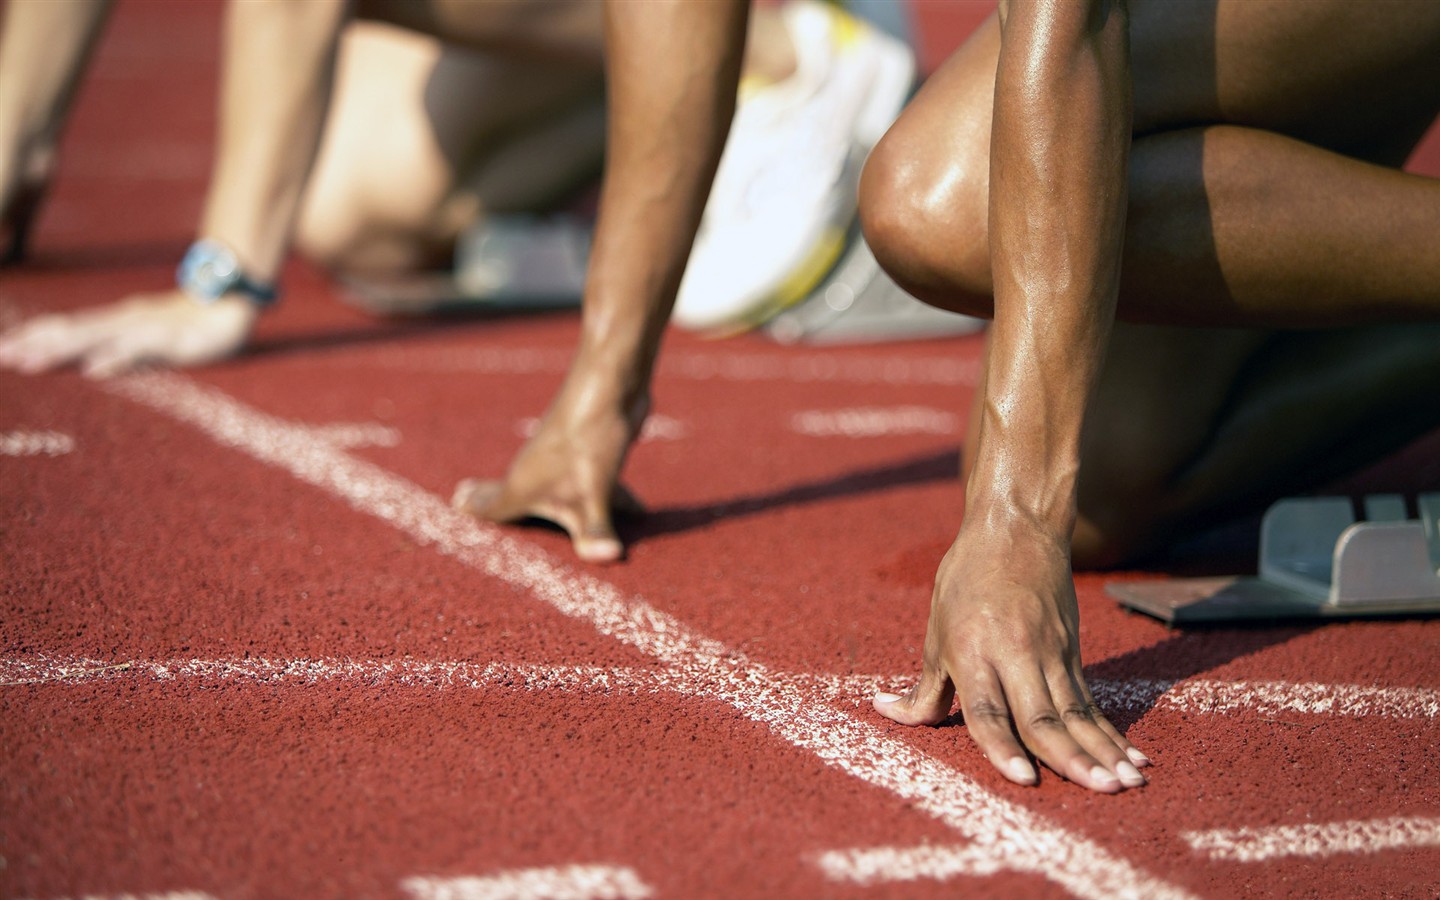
left=1006, top=670, right=1124, bottom=793
left=1051, top=676, right=1146, bottom=788
left=955, top=665, right=1036, bottom=785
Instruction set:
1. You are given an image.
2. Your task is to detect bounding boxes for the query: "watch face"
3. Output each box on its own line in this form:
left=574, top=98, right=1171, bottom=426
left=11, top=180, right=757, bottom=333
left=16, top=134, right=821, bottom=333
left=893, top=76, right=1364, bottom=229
left=179, top=240, right=241, bottom=301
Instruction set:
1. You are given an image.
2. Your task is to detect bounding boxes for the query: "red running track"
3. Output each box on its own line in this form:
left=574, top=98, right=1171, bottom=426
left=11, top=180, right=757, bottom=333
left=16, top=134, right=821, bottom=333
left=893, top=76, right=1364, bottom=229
left=3, top=2, right=1439, bottom=898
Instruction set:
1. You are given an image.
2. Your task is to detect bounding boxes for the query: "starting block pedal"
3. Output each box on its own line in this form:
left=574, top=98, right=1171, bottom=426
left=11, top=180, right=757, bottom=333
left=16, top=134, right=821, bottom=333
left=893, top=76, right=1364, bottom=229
left=1108, top=493, right=1440, bottom=624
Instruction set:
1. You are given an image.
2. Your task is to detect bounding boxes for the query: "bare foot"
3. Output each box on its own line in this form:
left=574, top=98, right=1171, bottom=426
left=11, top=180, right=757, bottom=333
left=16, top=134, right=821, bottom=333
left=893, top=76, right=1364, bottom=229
left=453, top=387, right=649, bottom=563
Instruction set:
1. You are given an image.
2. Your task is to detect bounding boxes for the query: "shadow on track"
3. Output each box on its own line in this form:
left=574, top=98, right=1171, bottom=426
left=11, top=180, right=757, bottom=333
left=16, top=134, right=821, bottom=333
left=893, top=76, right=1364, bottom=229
left=625, top=448, right=961, bottom=542
left=1083, top=623, right=1323, bottom=729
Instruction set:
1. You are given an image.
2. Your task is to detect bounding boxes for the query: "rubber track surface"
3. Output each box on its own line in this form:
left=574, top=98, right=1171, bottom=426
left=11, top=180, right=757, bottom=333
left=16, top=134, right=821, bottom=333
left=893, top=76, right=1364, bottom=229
left=3, top=2, right=1439, bottom=898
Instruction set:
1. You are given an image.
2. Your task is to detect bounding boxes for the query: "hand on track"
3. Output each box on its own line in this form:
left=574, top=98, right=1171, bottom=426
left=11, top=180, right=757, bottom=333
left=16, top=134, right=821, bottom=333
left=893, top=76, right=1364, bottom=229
left=453, top=386, right=648, bottom=563
left=874, top=519, right=1150, bottom=792
left=0, top=290, right=258, bottom=377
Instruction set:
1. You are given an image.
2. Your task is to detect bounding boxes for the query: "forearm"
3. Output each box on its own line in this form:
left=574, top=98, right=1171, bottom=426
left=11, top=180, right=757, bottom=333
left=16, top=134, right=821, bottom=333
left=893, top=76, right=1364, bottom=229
left=577, top=0, right=748, bottom=400
left=0, top=0, right=113, bottom=184
left=969, top=0, right=1131, bottom=536
left=199, top=0, right=350, bottom=285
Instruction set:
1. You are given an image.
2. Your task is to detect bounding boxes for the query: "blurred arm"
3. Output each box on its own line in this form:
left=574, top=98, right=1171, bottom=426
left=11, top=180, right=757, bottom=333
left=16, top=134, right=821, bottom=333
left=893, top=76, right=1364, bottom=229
left=198, top=0, right=351, bottom=285
left=574, top=0, right=749, bottom=401
left=0, top=0, right=114, bottom=258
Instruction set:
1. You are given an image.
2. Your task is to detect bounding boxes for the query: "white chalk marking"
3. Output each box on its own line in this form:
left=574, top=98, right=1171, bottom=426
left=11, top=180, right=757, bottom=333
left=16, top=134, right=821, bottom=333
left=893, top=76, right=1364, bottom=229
left=0, top=429, right=75, bottom=457
left=306, top=421, right=402, bottom=449
left=516, top=414, right=687, bottom=443
left=1183, top=816, right=1440, bottom=863
left=1093, top=678, right=1440, bottom=720
left=10, top=656, right=1433, bottom=725
left=401, top=866, right=652, bottom=900
left=790, top=406, right=958, bottom=438
left=813, top=673, right=1440, bottom=720
left=814, top=844, right=1007, bottom=885
left=360, top=346, right=982, bottom=388
left=102, top=372, right=1187, bottom=900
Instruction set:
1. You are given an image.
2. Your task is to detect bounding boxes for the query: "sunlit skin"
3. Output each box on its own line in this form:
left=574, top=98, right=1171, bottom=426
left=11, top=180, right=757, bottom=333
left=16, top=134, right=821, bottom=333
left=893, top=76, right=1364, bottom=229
left=861, top=0, right=1440, bottom=792
left=2, top=0, right=1438, bottom=794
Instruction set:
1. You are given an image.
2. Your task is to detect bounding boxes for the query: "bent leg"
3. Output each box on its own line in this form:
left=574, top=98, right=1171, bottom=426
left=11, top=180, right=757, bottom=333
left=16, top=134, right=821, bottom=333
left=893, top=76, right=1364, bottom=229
left=860, top=0, right=1440, bottom=325
left=1073, top=322, right=1440, bottom=566
left=294, top=18, right=604, bottom=274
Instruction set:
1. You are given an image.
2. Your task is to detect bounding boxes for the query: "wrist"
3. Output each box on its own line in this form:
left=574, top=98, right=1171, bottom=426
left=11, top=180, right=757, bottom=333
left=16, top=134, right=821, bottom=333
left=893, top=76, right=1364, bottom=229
left=964, top=473, right=1079, bottom=539
left=177, top=238, right=278, bottom=308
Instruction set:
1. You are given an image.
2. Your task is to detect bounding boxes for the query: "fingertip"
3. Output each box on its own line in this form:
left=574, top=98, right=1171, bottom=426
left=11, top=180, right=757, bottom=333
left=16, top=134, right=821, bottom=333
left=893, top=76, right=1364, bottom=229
left=872, top=692, right=910, bottom=723
left=1082, top=763, right=1122, bottom=793
left=1004, top=756, right=1037, bottom=786
left=452, top=479, right=501, bottom=516
left=1115, top=760, right=1147, bottom=788
left=1126, top=746, right=1151, bottom=768
left=451, top=478, right=483, bottom=511
left=575, top=535, right=624, bottom=564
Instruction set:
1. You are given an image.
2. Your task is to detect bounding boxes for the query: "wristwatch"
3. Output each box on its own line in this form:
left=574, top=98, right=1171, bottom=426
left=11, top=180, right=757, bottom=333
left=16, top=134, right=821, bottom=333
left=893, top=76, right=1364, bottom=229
left=177, top=239, right=278, bottom=307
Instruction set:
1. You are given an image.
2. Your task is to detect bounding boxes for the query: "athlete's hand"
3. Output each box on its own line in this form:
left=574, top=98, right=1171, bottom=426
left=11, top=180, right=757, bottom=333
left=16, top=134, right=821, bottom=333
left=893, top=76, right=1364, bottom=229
left=453, top=379, right=648, bottom=563
left=0, top=289, right=259, bottom=377
left=874, top=517, right=1149, bottom=792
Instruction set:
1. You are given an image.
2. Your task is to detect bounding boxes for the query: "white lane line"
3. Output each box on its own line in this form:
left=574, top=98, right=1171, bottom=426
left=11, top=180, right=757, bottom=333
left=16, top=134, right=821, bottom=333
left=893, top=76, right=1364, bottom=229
left=306, top=421, right=402, bottom=449
left=103, top=372, right=1188, bottom=900
left=360, top=347, right=983, bottom=388
left=804, top=674, right=1440, bottom=720
left=0, top=654, right=655, bottom=693
left=516, top=414, right=687, bottom=443
left=1152, top=679, right=1440, bottom=719
left=0, top=429, right=75, bottom=457
left=814, top=844, right=1007, bottom=885
left=401, top=866, right=652, bottom=900
left=1182, top=816, right=1440, bottom=863
left=11, top=656, right=1433, bottom=725
left=790, top=407, right=958, bottom=438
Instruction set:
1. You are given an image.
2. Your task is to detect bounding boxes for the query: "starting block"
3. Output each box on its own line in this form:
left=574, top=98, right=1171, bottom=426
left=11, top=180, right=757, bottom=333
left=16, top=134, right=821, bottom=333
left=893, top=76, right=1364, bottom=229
left=1108, top=494, right=1440, bottom=624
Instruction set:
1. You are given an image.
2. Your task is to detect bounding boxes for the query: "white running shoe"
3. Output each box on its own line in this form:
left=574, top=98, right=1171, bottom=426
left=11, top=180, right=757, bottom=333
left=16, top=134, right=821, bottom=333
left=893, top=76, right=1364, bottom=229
left=672, top=0, right=916, bottom=335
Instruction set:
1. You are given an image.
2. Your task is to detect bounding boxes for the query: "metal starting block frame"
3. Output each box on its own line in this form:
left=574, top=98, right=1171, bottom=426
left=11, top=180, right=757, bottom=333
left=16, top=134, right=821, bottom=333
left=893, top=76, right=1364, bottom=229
left=1108, top=494, right=1440, bottom=624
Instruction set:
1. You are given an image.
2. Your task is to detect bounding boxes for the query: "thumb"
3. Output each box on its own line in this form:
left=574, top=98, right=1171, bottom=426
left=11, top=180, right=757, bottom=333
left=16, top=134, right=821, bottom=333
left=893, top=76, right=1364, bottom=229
left=874, top=659, right=955, bottom=726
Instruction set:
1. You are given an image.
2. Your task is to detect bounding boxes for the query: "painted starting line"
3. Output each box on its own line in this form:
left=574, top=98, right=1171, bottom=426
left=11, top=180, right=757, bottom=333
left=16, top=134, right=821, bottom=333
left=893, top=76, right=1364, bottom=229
left=31, top=371, right=1420, bottom=899
left=24, top=813, right=1440, bottom=900
left=91, top=371, right=1184, bottom=900
left=5, top=655, right=1437, bottom=722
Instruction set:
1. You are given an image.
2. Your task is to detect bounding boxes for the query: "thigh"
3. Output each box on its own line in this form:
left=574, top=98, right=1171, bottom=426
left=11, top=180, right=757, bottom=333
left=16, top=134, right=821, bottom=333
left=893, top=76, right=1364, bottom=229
left=1131, top=0, right=1440, bottom=163
left=298, top=19, right=601, bottom=268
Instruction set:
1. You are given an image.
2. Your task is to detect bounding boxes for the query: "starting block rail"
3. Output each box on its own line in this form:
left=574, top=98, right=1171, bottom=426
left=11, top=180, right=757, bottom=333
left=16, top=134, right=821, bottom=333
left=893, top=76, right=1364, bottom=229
left=1109, top=494, right=1440, bottom=624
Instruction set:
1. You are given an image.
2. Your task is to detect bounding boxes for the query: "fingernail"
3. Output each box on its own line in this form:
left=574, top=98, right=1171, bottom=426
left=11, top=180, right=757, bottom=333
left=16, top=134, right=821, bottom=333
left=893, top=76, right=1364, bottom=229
left=1115, top=760, right=1146, bottom=787
left=1090, top=765, right=1120, bottom=789
left=1007, top=757, right=1036, bottom=784
left=874, top=692, right=902, bottom=703
left=1126, top=747, right=1151, bottom=767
